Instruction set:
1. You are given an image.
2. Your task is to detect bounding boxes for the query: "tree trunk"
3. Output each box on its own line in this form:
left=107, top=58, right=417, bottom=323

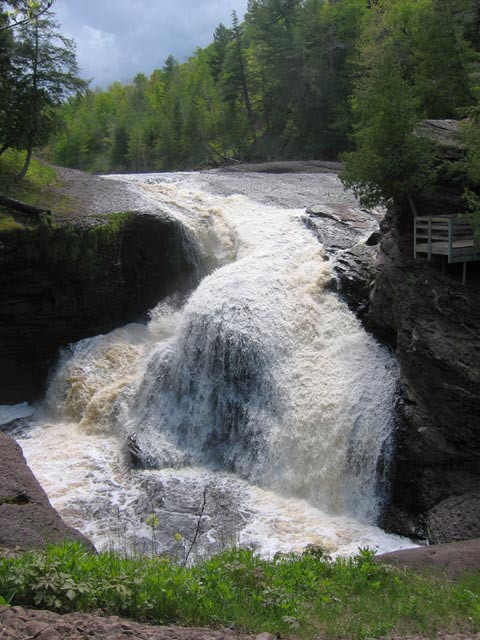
left=17, top=18, right=39, bottom=180
left=17, top=145, right=33, bottom=179
left=232, top=11, right=256, bottom=140
left=0, top=193, right=50, bottom=216
left=0, top=142, right=11, bottom=156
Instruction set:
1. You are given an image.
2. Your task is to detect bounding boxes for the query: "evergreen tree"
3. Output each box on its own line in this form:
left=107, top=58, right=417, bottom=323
left=2, top=8, right=86, bottom=176
left=341, top=49, right=436, bottom=208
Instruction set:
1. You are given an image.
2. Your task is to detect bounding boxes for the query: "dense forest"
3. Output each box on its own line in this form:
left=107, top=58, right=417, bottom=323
left=1, top=0, right=480, bottom=218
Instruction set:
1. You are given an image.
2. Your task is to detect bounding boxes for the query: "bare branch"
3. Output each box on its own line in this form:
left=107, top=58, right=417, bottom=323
left=184, top=487, right=208, bottom=565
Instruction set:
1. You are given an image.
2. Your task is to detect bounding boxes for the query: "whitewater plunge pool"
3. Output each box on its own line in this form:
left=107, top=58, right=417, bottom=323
left=1, top=169, right=416, bottom=560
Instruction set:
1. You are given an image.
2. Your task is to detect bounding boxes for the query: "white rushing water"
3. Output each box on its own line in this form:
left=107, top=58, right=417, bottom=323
left=10, top=171, right=415, bottom=558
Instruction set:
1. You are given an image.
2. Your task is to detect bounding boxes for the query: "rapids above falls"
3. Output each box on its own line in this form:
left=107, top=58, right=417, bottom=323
left=8, top=170, right=416, bottom=559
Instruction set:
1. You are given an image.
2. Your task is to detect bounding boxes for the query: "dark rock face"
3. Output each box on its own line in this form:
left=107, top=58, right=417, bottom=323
left=0, top=430, right=93, bottom=551
left=333, top=241, right=379, bottom=321
left=368, top=206, right=480, bottom=542
left=0, top=212, right=199, bottom=404
left=427, top=492, right=480, bottom=544
left=303, top=205, right=383, bottom=322
left=303, top=203, right=381, bottom=255
left=347, top=119, right=480, bottom=544
left=415, top=119, right=465, bottom=160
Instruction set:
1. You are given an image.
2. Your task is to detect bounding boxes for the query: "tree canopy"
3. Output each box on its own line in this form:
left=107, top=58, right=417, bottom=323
left=0, top=0, right=87, bottom=176
left=1, top=0, right=478, bottom=215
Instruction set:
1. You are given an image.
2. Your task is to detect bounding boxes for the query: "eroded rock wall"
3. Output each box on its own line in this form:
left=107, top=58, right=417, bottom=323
left=332, top=121, right=480, bottom=543
left=369, top=206, right=480, bottom=542
left=0, top=212, right=198, bottom=403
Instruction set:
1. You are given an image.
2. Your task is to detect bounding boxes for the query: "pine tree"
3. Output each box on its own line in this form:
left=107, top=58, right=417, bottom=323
left=9, top=9, right=87, bottom=177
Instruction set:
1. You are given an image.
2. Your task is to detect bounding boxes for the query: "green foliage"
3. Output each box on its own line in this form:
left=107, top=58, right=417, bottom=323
left=341, top=51, right=436, bottom=207
left=340, top=0, right=478, bottom=207
left=0, top=2, right=86, bottom=177
left=459, top=91, right=480, bottom=243
left=463, top=189, right=480, bottom=245
left=0, top=542, right=479, bottom=638
left=0, top=148, right=57, bottom=223
left=410, top=0, right=475, bottom=118
left=0, top=210, right=134, bottom=284
left=48, top=0, right=369, bottom=170
left=37, top=0, right=480, bottom=188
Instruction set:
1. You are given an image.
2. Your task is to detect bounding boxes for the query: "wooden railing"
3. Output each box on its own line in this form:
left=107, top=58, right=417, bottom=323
left=414, top=214, right=478, bottom=284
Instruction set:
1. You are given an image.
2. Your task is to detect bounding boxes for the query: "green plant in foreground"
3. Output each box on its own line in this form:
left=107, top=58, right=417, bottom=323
left=0, top=542, right=479, bottom=639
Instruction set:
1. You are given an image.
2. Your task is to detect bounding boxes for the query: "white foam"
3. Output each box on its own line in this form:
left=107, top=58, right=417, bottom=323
left=18, top=171, right=414, bottom=558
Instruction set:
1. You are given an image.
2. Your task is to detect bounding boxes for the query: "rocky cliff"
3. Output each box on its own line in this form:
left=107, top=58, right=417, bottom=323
left=370, top=207, right=480, bottom=542
left=0, top=209, right=199, bottom=404
left=336, top=120, right=480, bottom=543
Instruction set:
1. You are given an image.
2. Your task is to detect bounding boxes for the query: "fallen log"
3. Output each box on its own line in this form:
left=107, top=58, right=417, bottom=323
left=0, top=194, right=51, bottom=216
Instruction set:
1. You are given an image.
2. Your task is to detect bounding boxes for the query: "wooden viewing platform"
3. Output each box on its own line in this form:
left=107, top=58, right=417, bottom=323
left=414, top=214, right=478, bottom=284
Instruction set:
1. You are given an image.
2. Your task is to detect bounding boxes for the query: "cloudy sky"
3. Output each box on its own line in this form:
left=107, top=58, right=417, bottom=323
left=54, top=0, right=249, bottom=88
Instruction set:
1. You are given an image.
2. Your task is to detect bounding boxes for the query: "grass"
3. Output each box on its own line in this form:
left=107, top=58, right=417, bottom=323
left=0, top=543, right=479, bottom=639
left=0, top=149, right=58, bottom=204
left=0, top=149, right=60, bottom=232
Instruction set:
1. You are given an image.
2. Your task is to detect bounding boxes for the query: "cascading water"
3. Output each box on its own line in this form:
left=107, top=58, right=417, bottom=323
left=8, top=170, right=416, bottom=558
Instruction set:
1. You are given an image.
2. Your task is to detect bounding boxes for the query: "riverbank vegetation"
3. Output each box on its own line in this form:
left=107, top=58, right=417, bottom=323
left=0, top=1, right=87, bottom=177
left=0, top=149, right=58, bottom=231
left=43, top=0, right=480, bottom=231
left=0, top=543, right=479, bottom=639
left=0, top=149, right=57, bottom=203
left=46, top=1, right=478, bottom=177
left=2, top=1, right=480, bottom=227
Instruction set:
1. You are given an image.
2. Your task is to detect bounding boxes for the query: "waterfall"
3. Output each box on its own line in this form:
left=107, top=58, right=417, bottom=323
left=15, top=171, right=413, bottom=557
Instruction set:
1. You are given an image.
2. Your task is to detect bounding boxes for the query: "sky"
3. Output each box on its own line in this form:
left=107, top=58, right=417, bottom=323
left=54, top=0, right=249, bottom=88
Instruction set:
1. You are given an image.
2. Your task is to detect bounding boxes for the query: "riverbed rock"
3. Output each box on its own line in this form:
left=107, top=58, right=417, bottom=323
left=0, top=202, right=199, bottom=404
left=303, top=203, right=380, bottom=254
left=375, top=537, right=480, bottom=579
left=0, top=431, right=92, bottom=551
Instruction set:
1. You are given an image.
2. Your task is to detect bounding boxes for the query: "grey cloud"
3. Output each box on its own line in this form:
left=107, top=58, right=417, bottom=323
left=55, top=0, right=249, bottom=87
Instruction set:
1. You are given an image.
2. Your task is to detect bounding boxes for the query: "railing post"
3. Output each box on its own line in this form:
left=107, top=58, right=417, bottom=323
left=428, top=219, right=432, bottom=260
left=448, top=218, right=453, bottom=263
left=414, top=217, right=417, bottom=258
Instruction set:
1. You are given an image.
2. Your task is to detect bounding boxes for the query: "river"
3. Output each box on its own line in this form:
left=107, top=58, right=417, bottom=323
left=2, top=168, right=416, bottom=560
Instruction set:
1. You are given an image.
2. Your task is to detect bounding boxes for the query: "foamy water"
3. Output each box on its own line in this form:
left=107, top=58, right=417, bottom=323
left=7, top=172, right=416, bottom=558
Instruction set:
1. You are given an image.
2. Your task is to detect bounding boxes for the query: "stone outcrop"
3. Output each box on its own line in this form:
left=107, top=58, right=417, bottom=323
left=0, top=211, right=199, bottom=403
left=362, top=120, right=480, bottom=542
left=370, top=227, right=480, bottom=540
left=427, top=492, right=480, bottom=544
left=414, top=119, right=465, bottom=160
left=330, top=120, right=480, bottom=543
left=0, top=430, right=92, bottom=552
left=375, top=537, right=480, bottom=580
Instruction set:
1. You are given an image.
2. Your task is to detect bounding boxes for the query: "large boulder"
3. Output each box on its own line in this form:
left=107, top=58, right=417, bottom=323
left=0, top=430, right=93, bottom=552
left=375, top=537, right=480, bottom=579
